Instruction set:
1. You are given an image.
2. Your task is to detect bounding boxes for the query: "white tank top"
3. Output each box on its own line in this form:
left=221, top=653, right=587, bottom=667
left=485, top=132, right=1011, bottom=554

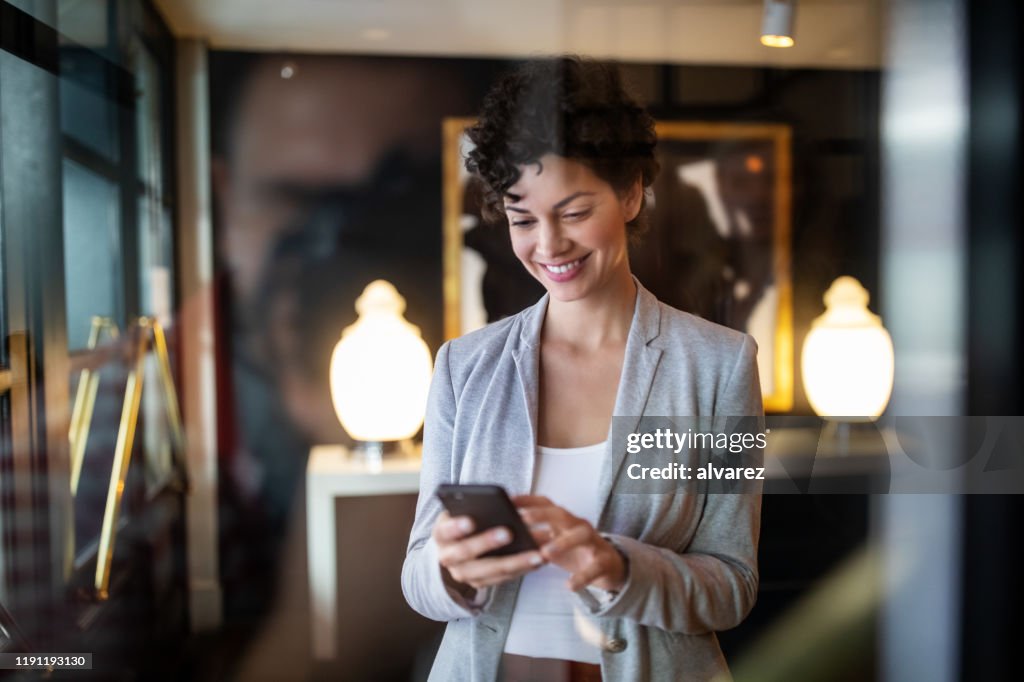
left=503, top=441, right=606, bottom=664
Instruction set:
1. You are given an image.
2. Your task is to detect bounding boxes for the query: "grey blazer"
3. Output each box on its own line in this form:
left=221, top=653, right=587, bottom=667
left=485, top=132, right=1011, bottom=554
left=402, top=280, right=763, bottom=681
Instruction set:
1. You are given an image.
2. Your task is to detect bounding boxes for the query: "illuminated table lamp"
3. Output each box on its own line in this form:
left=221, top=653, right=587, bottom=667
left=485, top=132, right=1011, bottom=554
left=802, top=276, right=894, bottom=421
left=329, top=280, right=432, bottom=460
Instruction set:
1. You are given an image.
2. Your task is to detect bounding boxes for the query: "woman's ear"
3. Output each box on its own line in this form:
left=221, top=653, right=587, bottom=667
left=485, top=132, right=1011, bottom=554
left=621, top=178, right=644, bottom=223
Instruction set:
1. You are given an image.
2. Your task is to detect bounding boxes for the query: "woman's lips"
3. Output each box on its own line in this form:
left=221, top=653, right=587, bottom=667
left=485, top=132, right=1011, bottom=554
left=539, top=254, right=589, bottom=282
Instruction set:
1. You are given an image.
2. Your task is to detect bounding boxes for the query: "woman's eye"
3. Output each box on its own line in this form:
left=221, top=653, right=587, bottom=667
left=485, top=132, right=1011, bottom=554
left=510, top=219, right=535, bottom=228
left=563, top=210, right=591, bottom=221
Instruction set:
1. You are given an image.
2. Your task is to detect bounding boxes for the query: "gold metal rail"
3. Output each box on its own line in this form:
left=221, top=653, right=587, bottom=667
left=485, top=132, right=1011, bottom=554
left=93, top=317, right=187, bottom=600
left=69, top=317, right=120, bottom=496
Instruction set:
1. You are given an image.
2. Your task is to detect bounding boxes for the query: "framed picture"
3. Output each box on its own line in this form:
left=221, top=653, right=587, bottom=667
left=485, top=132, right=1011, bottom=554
left=443, top=118, right=793, bottom=412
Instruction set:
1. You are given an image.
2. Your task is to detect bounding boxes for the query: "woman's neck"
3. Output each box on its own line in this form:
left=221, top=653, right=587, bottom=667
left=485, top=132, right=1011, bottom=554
left=542, top=270, right=637, bottom=350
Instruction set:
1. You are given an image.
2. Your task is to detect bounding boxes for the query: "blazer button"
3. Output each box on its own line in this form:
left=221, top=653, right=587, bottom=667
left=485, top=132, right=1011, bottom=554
left=605, top=638, right=628, bottom=653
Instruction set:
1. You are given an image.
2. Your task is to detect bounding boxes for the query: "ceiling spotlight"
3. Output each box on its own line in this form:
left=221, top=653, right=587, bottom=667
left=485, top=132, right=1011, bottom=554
left=761, top=0, right=796, bottom=48
left=280, top=61, right=297, bottom=79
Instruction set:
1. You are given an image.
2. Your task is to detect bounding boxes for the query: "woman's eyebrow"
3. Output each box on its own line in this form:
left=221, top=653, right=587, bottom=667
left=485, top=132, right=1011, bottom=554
left=553, top=191, right=595, bottom=209
left=503, top=190, right=596, bottom=213
left=503, top=192, right=527, bottom=213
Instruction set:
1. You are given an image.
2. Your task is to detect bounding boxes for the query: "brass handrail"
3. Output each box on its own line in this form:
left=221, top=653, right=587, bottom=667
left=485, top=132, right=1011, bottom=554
left=69, top=317, right=120, bottom=496
left=0, top=367, right=11, bottom=395
left=94, top=317, right=188, bottom=600
left=149, top=320, right=186, bottom=462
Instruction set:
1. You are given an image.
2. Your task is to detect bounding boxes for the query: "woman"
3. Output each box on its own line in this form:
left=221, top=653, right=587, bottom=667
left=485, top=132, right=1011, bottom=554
left=402, top=57, right=763, bottom=681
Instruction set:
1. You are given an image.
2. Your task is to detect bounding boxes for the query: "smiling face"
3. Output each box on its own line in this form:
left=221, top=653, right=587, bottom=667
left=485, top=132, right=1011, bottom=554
left=504, top=154, right=641, bottom=304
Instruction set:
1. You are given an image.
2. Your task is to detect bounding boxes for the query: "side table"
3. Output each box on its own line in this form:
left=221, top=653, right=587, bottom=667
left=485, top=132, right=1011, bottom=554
left=306, top=445, right=421, bottom=659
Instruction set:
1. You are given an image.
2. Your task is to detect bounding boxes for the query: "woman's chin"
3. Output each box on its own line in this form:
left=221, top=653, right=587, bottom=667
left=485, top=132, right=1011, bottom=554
left=542, top=281, right=594, bottom=304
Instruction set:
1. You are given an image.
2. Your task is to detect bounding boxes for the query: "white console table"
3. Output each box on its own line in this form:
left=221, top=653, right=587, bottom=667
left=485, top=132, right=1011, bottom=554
left=305, top=445, right=421, bottom=660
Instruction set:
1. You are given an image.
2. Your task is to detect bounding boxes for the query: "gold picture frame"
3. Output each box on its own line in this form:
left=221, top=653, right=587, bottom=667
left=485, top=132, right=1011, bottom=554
left=443, top=118, right=793, bottom=412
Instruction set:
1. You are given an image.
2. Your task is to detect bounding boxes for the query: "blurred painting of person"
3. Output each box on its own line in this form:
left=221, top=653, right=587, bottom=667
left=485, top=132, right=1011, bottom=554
left=461, top=174, right=546, bottom=327
left=209, top=53, right=468, bottom=641
left=634, top=138, right=778, bottom=396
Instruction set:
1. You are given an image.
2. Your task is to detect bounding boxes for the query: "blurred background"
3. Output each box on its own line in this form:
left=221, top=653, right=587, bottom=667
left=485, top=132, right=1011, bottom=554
left=0, top=0, right=1020, bottom=680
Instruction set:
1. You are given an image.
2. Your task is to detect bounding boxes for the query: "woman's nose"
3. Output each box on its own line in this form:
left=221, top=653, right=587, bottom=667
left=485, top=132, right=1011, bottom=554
left=535, top=220, right=569, bottom=257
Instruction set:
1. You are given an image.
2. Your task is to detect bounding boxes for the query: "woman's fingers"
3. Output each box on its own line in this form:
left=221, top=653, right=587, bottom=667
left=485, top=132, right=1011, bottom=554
left=450, top=550, right=546, bottom=589
left=569, top=542, right=627, bottom=592
left=435, top=500, right=622, bottom=593
left=432, top=509, right=550, bottom=592
left=567, top=559, right=609, bottom=591
left=434, top=499, right=614, bottom=592
left=540, top=522, right=593, bottom=560
left=527, top=525, right=555, bottom=546
left=437, top=526, right=513, bottom=567
left=432, top=512, right=475, bottom=543
left=519, top=505, right=576, bottom=531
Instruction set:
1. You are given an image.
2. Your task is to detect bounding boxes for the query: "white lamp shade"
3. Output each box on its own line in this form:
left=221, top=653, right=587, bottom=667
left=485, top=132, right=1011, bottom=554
left=801, top=276, right=894, bottom=419
left=329, top=280, right=433, bottom=442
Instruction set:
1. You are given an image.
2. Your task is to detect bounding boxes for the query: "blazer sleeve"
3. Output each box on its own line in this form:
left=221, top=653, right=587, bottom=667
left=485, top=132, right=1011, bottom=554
left=401, top=341, right=492, bottom=621
left=583, top=333, right=763, bottom=634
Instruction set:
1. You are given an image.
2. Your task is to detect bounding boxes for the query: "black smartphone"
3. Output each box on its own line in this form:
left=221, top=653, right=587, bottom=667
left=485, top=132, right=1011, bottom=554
left=435, top=484, right=539, bottom=558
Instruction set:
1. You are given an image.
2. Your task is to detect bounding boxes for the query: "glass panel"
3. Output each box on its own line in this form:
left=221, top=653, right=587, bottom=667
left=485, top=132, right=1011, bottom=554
left=12, top=0, right=114, bottom=53
left=4, top=0, right=56, bottom=29
left=134, top=42, right=162, bottom=190
left=0, top=44, right=67, bottom=635
left=137, top=195, right=173, bottom=322
left=134, top=40, right=173, bottom=323
left=59, top=74, right=119, bottom=161
left=57, top=0, right=111, bottom=51
left=122, top=30, right=176, bottom=523
left=59, top=53, right=120, bottom=162
left=62, top=158, right=123, bottom=350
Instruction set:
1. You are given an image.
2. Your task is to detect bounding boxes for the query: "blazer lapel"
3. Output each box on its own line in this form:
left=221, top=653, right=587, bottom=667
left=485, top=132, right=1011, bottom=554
left=596, top=280, right=663, bottom=524
left=509, top=294, right=548, bottom=493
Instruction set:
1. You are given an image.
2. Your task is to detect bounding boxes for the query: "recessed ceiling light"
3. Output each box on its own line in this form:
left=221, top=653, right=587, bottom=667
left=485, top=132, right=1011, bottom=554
left=761, top=0, right=796, bottom=49
left=280, top=61, right=297, bottom=79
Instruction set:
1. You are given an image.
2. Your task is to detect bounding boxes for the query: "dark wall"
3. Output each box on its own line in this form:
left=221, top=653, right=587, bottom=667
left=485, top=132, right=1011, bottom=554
left=962, top=0, right=1024, bottom=680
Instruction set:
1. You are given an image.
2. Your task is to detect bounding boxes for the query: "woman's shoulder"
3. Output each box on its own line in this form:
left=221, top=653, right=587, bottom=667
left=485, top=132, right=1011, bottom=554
left=447, top=315, right=518, bottom=353
left=654, top=299, right=755, bottom=358
left=442, top=305, right=533, bottom=369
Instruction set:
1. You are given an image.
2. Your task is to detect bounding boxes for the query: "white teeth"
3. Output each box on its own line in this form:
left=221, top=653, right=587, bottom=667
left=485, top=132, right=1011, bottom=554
left=544, top=258, right=582, bottom=274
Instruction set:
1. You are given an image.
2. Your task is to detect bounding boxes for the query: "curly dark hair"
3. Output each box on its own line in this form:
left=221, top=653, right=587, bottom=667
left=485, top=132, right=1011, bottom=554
left=465, top=56, right=660, bottom=236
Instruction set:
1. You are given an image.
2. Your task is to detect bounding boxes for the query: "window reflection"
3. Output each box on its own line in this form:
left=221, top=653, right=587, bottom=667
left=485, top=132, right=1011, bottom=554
left=55, top=6, right=179, bottom=580
left=61, top=158, right=123, bottom=351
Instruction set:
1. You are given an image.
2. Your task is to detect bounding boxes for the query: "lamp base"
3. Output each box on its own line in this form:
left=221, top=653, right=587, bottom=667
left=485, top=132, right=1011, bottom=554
left=347, top=438, right=418, bottom=465
left=821, top=420, right=888, bottom=457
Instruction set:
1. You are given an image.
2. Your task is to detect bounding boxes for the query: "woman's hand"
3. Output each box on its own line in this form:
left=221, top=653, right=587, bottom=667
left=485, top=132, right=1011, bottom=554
left=514, top=495, right=628, bottom=592
left=431, top=511, right=546, bottom=593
